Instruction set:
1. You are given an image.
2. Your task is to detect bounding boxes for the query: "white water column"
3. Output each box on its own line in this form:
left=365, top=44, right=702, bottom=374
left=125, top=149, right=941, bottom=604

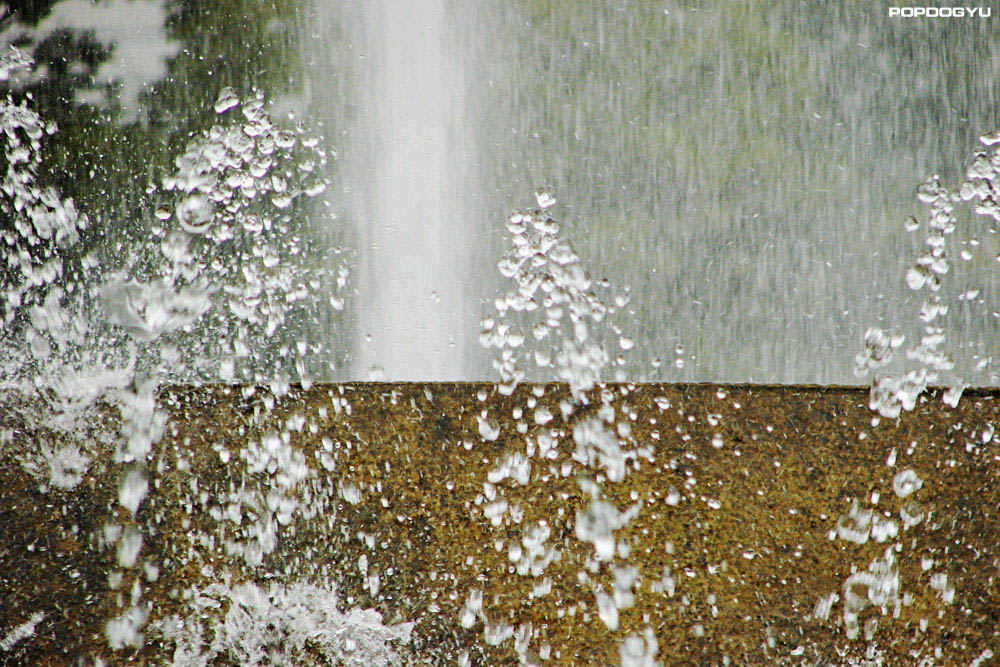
left=353, top=0, right=465, bottom=380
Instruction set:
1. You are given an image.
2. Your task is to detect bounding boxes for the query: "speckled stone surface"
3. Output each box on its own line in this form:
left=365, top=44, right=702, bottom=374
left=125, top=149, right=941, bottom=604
left=2, top=383, right=998, bottom=665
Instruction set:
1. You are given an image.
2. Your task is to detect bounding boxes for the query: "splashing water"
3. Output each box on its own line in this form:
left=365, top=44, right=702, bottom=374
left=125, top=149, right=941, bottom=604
left=467, top=192, right=660, bottom=663
left=1, top=47, right=348, bottom=655
left=856, top=126, right=1000, bottom=416
left=0, top=47, right=87, bottom=331
left=480, top=192, right=616, bottom=399
left=2, top=11, right=999, bottom=661
left=154, top=579, right=413, bottom=666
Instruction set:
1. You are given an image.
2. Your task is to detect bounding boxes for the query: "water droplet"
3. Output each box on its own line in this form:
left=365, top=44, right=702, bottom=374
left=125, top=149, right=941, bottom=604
left=979, top=128, right=1000, bottom=145
left=176, top=194, right=213, bottom=235
left=214, top=87, right=239, bottom=114
left=534, top=188, right=556, bottom=209
left=892, top=469, right=923, bottom=498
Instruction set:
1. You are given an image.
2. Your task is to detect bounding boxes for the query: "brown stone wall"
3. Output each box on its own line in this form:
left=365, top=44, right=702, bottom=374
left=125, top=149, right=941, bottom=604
left=1, top=383, right=998, bottom=665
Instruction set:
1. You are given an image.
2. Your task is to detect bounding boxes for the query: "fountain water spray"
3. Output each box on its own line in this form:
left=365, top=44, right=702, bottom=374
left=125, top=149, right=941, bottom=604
left=470, top=192, right=660, bottom=665
left=856, top=125, right=1000, bottom=417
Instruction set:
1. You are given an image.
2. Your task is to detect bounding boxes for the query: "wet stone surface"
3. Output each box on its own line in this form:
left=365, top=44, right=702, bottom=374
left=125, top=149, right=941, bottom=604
left=1, top=383, right=998, bottom=665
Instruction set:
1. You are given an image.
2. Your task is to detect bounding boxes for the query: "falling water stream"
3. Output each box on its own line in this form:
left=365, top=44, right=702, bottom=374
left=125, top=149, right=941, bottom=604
left=350, top=0, right=467, bottom=380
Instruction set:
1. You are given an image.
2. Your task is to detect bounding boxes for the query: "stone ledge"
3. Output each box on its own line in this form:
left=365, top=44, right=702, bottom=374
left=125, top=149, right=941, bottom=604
left=1, top=383, right=998, bottom=665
